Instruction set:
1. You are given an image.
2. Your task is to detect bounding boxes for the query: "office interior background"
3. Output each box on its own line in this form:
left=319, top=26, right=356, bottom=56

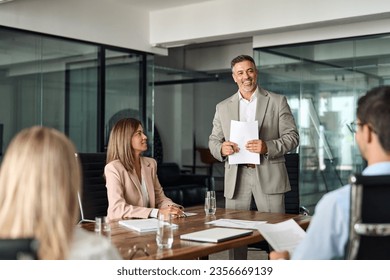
left=1, top=0, right=390, bottom=213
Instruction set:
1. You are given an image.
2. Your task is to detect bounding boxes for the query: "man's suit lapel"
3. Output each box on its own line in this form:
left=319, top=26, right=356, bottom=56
left=256, top=87, right=270, bottom=131
left=226, top=93, right=239, bottom=139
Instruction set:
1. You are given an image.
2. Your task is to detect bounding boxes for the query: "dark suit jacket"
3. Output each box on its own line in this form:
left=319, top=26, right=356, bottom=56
left=209, top=87, right=299, bottom=199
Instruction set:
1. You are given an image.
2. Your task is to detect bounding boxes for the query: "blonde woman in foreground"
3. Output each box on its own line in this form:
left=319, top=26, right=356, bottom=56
left=0, top=126, right=121, bottom=260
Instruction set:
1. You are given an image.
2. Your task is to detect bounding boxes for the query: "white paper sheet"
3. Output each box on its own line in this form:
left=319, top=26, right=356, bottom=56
left=255, top=219, right=306, bottom=256
left=205, top=218, right=266, bottom=229
left=118, top=218, right=178, bottom=232
left=229, top=120, right=260, bottom=164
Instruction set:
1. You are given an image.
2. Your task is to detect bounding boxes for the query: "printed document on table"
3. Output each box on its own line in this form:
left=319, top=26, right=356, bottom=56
left=229, top=120, right=260, bottom=165
left=118, top=218, right=178, bottom=232
left=255, top=219, right=306, bottom=256
left=205, top=218, right=266, bottom=229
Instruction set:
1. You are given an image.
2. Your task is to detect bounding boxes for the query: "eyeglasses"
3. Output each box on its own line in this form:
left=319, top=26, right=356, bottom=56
left=347, top=121, right=365, bottom=133
left=125, top=244, right=150, bottom=259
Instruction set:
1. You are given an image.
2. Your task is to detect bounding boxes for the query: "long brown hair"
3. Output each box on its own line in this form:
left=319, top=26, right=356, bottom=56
left=106, top=118, right=142, bottom=172
left=0, top=126, right=81, bottom=259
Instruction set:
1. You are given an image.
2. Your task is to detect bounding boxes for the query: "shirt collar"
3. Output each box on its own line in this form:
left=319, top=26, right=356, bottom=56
left=362, top=161, right=390, bottom=175
left=238, top=87, right=259, bottom=102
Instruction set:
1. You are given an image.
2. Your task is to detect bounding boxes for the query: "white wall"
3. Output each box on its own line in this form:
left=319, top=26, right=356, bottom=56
left=253, top=18, right=390, bottom=48
left=150, top=0, right=390, bottom=47
left=2, top=0, right=390, bottom=54
left=0, top=0, right=167, bottom=55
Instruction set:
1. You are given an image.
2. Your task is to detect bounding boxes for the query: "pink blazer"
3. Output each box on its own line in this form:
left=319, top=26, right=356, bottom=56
left=104, top=157, right=179, bottom=220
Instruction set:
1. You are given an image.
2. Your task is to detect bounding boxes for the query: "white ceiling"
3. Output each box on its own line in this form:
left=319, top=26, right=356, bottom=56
left=115, top=0, right=214, bottom=11
left=0, top=0, right=215, bottom=11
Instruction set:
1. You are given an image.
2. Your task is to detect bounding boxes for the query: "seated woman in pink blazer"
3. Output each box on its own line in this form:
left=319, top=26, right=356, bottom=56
left=105, top=118, right=184, bottom=220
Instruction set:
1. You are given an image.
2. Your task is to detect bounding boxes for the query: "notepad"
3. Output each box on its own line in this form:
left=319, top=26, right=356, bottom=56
left=119, top=218, right=178, bottom=232
left=205, top=218, right=266, bottom=229
left=180, top=227, right=253, bottom=243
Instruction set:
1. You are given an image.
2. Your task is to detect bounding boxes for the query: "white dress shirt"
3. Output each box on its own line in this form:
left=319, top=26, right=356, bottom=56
left=239, top=88, right=258, bottom=122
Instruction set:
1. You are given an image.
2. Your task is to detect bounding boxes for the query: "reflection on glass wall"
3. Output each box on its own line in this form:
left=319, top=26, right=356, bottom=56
left=66, top=45, right=99, bottom=152
left=0, top=27, right=153, bottom=158
left=255, top=34, right=390, bottom=212
left=103, top=50, right=155, bottom=159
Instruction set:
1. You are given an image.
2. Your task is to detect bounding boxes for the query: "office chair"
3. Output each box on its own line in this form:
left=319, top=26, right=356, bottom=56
left=345, top=174, right=390, bottom=260
left=76, top=153, right=109, bottom=223
left=0, top=238, right=39, bottom=260
left=284, top=153, right=309, bottom=215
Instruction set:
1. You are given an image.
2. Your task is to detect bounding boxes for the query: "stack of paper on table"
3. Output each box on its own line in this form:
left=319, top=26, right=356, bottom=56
left=205, top=218, right=266, bottom=229
left=119, top=218, right=178, bottom=232
left=180, top=227, right=253, bottom=243
left=255, top=219, right=306, bottom=256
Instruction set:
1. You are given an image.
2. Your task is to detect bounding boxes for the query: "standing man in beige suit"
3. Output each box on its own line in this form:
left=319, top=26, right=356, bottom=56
left=209, top=55, right=299, bottom=213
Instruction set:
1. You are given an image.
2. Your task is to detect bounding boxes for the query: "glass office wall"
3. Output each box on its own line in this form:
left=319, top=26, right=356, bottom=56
left=0, top=27, right=154, bottom=158
left=104, top=50, right=155, bottom=157
left=254, top=34, right=390, bottom=212
left=65, top=44, right=99, bottom=152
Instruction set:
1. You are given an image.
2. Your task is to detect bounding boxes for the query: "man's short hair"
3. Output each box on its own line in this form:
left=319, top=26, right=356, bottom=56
left=357, top=85, right=390, bottom=152
left=231, top=55, right=256, bottom=71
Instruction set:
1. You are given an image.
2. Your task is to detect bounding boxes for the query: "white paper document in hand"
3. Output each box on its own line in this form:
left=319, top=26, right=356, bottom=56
left=229, top=120, right=260, bottom=165
left=255, top=219, right=306, bottom=256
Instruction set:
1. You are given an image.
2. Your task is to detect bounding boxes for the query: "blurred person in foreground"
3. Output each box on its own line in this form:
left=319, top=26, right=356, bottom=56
left=0, top=126, right=121, bottom=259
left=271, top=85, right=390, bottom=260
left=105, top=118, right=184, bottom=220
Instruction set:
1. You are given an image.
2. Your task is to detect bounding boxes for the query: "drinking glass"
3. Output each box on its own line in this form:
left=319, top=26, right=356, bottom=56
left=156, top=213, right=174, bottom=249
left=205, top=190, right=216, bottom=215
left=95, top=216, right=111, bottom=240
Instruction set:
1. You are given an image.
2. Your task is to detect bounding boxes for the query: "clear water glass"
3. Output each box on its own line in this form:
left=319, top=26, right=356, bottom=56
left=205, top=190, right=216, bottom=215
left=156, top=213, right=173, bottom=249
left=95, top=216, right=111, bottom=240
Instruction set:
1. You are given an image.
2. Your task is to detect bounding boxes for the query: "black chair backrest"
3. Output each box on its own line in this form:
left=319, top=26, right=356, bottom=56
left=157, top=162, right=181, bottom=185
left=251, top=153, right=302, bottom=214
left=77, top=153, right=108, bottom=221
left=346, top=174, right=390, bottom=260
left=284, top=153, right=300, bottom=214
left=0, top=238, right=38, bottom=260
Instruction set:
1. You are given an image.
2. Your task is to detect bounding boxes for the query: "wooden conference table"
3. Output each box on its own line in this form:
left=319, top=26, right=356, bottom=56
left=81, top=206, right=311, bottom=260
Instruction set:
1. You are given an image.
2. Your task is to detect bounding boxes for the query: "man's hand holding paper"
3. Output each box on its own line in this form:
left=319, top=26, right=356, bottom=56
left=221, top=141, right=240, bottom=157
left=228, top=120, right=260, bottom=165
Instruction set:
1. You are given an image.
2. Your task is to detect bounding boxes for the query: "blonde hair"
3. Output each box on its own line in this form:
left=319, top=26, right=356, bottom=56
left=106, top=118, right=142, bottom=172
left=0, top=126, right=81, bottom=259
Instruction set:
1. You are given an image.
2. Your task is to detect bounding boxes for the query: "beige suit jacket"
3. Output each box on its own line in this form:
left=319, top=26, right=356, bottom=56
left=209, top=87, right=299, bottom=199
left=104, top=157, right=178, bottom=220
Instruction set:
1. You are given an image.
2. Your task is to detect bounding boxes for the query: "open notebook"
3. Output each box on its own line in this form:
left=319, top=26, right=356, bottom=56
left=180, top=227, right=253, bottom=243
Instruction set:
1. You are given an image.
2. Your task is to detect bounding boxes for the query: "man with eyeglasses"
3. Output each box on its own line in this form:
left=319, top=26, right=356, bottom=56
left=271, top=85, right=390, bottom=260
